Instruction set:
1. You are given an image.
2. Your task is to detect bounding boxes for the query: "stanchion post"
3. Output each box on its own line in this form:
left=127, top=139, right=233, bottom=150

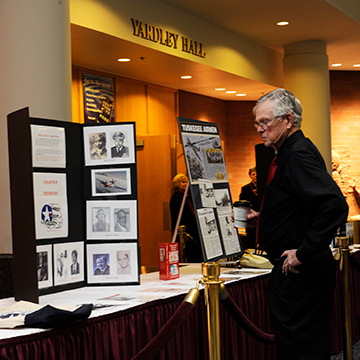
left=202, top=262, right=222, bottom=360
left=178, top=225, right=186, bottom=263
left=338, top=236, right=353, bottom=360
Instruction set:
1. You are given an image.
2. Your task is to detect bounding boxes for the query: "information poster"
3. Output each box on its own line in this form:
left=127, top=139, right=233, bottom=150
left=83, top=72, right=115, bottom=123
left=30, top=125, right=66, bottom=168
left=33, top=172, right=68, bottom=239
left=180, top=123, right=228, bottom=184
left=178, top=117, right=243, bottom=262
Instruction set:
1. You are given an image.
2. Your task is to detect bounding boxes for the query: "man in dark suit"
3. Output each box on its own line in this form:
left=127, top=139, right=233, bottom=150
left=70, top=250, right=80, bottom=275
left=239, top=166, right=258, bottom=248
left=239, top=166, right=258, bottom=210
left=111, top=131, right=129, bottom=158
left=94, top=256, right=110, bottom=275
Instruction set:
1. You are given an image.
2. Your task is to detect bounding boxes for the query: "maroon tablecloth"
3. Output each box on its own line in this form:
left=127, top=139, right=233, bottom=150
left=1, top=253, right=360, bottom=360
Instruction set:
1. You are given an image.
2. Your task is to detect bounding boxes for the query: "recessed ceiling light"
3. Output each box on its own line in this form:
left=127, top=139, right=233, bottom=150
left=181, top=75, right=192, bottom=79
left=277, top=21, right=289, bottom=26
left=236, top=93, right=247, bottom=97
left=118, top=58, right=130, bottom=62
left=331, top=63, right=342, bottom=67
left=226, top=90, right=236, bottom=94
left=215, top=88, right=226, bottom=91
left=353, top=64, right=360, bottom=67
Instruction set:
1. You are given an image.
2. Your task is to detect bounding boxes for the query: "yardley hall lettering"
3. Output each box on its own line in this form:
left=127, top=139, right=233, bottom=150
left=131, top=19, right=206, bottom=58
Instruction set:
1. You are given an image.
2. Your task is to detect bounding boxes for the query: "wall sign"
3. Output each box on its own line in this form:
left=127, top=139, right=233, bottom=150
left=131, top=18, right=206, bottom=58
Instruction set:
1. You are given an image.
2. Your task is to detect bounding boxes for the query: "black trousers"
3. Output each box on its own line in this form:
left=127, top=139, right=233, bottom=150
left=267, top=250, right=336, bottom=360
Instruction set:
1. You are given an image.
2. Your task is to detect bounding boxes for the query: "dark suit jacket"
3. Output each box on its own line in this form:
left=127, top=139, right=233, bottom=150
left=71, top=262, right=80, bottom=275
left=111, top=146, right=129, bottom=158
left=94, top=265, right=110, bottom=275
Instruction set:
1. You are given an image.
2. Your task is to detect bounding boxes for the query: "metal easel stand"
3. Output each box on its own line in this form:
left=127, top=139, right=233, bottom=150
left=338, top=236, right=353, bottom=360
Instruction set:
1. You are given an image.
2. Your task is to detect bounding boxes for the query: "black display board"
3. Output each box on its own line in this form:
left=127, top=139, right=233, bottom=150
left=178, top=117, right=243, bottom=262
left=8, top=108, right=139, bottom=303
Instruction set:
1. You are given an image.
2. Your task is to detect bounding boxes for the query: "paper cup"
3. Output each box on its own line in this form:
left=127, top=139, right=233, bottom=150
left=233, top=200, right=251, bottom=228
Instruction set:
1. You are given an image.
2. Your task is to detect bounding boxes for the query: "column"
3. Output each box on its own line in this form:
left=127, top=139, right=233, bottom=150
left=0, top=0, right=72, bottom=253
left=283, top=40, right=332, bottom=173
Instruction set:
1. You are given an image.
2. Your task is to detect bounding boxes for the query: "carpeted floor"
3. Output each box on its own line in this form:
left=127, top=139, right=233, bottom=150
left=331, top=340, right=360, bottom=359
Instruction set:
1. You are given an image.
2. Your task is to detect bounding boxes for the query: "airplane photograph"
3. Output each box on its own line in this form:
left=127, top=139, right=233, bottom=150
left=91, top=169, right=131, bottom=196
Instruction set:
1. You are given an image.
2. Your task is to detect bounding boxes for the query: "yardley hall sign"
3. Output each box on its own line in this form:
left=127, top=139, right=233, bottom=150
left=131, top=18, right=206, bottom=58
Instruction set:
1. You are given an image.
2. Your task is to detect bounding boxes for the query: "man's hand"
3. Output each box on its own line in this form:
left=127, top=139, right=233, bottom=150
left=231, top=208, right=258, bottom=227
left=281, top=249, right=302, bottom=275
left=246, top=209, right=259, bottom=228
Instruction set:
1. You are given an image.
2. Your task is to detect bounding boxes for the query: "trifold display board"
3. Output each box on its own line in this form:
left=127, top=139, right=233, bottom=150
left=178, top=117, right=243, bottom=262
left=8, top=108, right=139, bottom=303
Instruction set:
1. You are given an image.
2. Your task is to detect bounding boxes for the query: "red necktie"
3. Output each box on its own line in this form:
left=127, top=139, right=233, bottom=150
left=266, top=156, right=278, bottom=185
left=255, top=156, right=277, bottom=248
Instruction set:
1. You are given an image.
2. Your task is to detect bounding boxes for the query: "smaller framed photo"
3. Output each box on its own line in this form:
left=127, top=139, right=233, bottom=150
left=86, top=200, right=137, bottom=240
left=87, top=242, right=139, bottom=284
left=36, top=244, right=53, bottom=289
left=91, top=168, right=131, bottom=197
left=53, top=242, right=85, bottom=286
left=83, top=124, right=135, bottom=166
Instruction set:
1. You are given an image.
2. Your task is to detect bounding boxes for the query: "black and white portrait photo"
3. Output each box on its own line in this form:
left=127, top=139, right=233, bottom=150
left=89, top=132, right=107, bottom=160
left=116, top=250, right=131, bottom=274
left=114, top=208, right=130, bottom=232
left=111, top=131, right=129, bottom=158
left=92, top=207, right=110, bottom=232
left=36, top=245, right=53, bottom=289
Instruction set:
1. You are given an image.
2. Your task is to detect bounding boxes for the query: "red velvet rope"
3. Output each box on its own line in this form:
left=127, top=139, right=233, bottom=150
left=220, top=294, right=276, bottom=345
left=131, top=300, right=196, bottom=360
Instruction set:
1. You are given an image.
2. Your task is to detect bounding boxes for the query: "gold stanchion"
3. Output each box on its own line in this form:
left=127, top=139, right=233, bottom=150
left=202, top=262, right=222, bottom=360
left=178, top=225, right=187, bottom=263
left=338, top=236, right=353, bottom=360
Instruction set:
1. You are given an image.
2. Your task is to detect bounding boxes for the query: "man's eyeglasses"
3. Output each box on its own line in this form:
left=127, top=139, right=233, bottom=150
left=254, top=117, right=278, bottom=130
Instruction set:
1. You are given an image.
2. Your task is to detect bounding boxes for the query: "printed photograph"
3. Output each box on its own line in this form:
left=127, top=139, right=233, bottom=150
left=87, top=242, right=139, bottom=284
left=83, top=124, right=135, bottom=166
left=91, top=168, right=131, bottom=196
left=36, top=244, right=53, bottom=289
left=86, top=200, right=137, bottom=240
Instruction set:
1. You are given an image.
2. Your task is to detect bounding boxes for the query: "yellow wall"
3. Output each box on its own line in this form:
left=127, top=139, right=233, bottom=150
left=70, top=0, right=283, bottom=87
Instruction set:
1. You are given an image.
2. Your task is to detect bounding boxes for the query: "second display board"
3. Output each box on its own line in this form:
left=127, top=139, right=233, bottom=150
left=178, top=117, right=243, bottom=262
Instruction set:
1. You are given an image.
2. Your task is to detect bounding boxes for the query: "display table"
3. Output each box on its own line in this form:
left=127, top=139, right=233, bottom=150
left=0, top=259, right=359, bottom=360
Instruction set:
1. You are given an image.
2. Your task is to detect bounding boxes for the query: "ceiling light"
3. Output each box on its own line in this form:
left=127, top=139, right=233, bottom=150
left=215, top=88, right=226, bottom=91
left=118, top=58, right=130, bottom=62
left=331, top=63, right=342, bottom=67
left=353, top=64, right=360, bottom=67
left=236, top=93, right=247, bottom=97
left=181, top=75, right=192, bottom=79
left=226, top=90, right=236, bottom=94
left=277, top=21, right=289, bottom=26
